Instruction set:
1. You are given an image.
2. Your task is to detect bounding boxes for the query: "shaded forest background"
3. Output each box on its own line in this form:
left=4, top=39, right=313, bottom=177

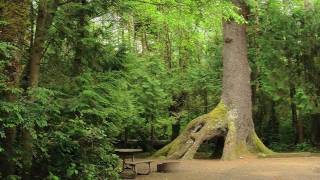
left=0, top=0, right=319, bottom=179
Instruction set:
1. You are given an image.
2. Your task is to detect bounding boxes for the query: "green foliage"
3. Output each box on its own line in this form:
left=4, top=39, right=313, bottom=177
left=249, top=0, right=320, bottom=149
left=294, top=143, right=316, bottom=152
left=1, top=0, right=320, bottom=178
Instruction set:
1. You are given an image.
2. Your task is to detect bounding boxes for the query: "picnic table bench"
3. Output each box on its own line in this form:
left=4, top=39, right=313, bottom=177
left=126, top=160, right=153, bottom=175
left=115, top=148, right=153, bottom=178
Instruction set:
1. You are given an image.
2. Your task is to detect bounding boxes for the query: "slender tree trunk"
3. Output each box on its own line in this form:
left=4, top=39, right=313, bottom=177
left=22, top=0, right=58, bottom=178
left=141, top=30, right=149, bottom=54
left=170, top=28, right=190, bottom=140
left=171, top=122, right=181, bottom=141
left=170, top=92, right=188, bottom=140
left=29, top=0, right=56, bottom=87
left=203, top=89, right=209, bottom=113
left=162, top=21, right=184, bottom=141
left=154, top=0, right=273, bottom=160
left=120, top=17, right=125, bottom=45
left=311, top=113, right=320, bottom=147
left=73, top=0, right=87, bottom=75
left=251, top=71, right=260, bottom=132
left=269, top=100, right=279, bottom=142
left=253, top=104, right=263, bottom=137
left=163, top=22, right=172, bottom=69
left=128, top=15, right=137, bottom=52
left=250, top=1, right=262, bottom=137
left=150, top=115, right=155, bottom=149
left=297, top=117, right=304, bottom=144
left=29, top=0, right=58, bottom=87
left=289, top=80, right=303, bottom=144
left=0, top=0, right=30, bottom=176
left=141, top=35, right=146, bottom=54
left=124, top=127, right=128, bottom=147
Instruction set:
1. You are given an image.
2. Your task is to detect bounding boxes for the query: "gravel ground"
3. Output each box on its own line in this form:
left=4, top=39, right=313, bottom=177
left=133, top=157, right=320, bottom=180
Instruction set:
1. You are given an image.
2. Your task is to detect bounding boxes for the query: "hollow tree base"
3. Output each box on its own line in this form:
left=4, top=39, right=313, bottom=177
left=153, top=102, right=274, bottom=160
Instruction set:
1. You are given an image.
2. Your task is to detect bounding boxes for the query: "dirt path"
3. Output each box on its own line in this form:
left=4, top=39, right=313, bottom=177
left=134, top=157, right=320, bottom=180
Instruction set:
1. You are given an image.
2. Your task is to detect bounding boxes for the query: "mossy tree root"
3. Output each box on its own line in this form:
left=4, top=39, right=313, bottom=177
left=153, top=102, right=274, bottom=160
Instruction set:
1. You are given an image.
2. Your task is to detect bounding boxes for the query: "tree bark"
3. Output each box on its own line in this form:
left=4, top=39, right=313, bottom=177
left=311, top=113, right=320, bottom=147
left=0, top=0, right=30, bottom=176
left=154, top=0, right=273, bottom=160
left=163, top=20, right=187, bottom=141
left=269, top=100, right=279, bottom=143
left=203, top=89, right=209, bottom=113
left=163, top=22, right=172, bottom=69
left=150, top=116, right=155, bottom=149
left=22, top=0, right=59, bottom=178
left=29, top=0, right=58, bottom=88
left=169, top=92, right=188, bottom=140
left=128, top=14, right=136, bottom=52
left=141, top=30, right=149, bottom=54
left=220, top=0, right=256, bottom=159
left=297, top=117, right=304, bottom=144
left=73, top=0, right=87, bottom=75
left=289, top=80, right=304, bottom=144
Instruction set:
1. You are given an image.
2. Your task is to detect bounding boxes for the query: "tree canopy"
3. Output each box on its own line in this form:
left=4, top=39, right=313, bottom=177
left=0, top=0, right=319, bottom=179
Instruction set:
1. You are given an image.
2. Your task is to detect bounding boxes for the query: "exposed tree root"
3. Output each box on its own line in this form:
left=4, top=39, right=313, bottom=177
left=153, top=102, right=275, bottom=160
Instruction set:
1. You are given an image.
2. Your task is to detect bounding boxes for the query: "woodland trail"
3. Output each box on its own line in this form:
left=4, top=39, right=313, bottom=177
left=135, top=157, right=320, bottom=180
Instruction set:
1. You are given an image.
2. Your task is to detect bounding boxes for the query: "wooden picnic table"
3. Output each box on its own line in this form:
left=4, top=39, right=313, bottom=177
left=115, top=148, right=154, bottom=177
left=115, top=148, right=143, bottom=170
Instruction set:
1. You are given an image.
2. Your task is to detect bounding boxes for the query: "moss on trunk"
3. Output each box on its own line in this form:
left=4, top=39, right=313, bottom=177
left=153, top=102, right=228, bottom=159
left=153, top=0, right=276, bottom=161
left=153, top=101, right=274, bottom=160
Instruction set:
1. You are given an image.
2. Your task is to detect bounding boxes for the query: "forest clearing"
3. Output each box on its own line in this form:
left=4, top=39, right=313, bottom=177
left=136, top=157, right=320, bottom=180
left=0, top=0, right=320, bottom=179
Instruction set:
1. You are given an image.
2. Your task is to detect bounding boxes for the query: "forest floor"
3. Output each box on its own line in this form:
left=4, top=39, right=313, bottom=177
left=133, top=157, right=320, bottom=180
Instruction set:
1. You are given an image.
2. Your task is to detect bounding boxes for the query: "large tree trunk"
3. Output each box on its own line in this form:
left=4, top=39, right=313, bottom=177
left=154, top=0, right=273, bottom=160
